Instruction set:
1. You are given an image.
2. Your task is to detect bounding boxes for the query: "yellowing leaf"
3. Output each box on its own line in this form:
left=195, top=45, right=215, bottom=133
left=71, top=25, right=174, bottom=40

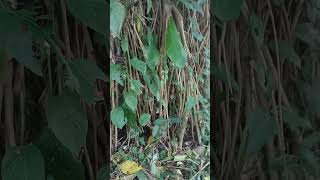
left=147, top=136, right=153, bottom=145
left=119, top=160, right=143, bottom=175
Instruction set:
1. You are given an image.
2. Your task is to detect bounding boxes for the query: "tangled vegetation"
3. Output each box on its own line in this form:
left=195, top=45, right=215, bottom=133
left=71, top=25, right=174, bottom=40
left=212, top=0, right=320, bottom=179
left=0, top=0, right=209, bottom=180
left=110, top=0, right=210, bottom=179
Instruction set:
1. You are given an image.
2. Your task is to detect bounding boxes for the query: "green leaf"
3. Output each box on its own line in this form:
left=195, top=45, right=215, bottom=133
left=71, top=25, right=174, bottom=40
left=1, top=144, right=45, bottom=180
left=97, top=166, right=108, bottom=180
left=213, top=0, right=244, bottom=22
left=130, top=79, right=142, bottom=94
left=145, top=72, right=161, bottom=101
left=69, top=59, right=107, bottom=81
left=65, top=0, right=107, bottom=36
left=152, top=118, right=167, bottom=137
left=152, top=125, right=160, bottom=137
left=34, top=129, right=85, bottom=180
left=125, top=91, right=138, bottom=111
left=179, top=0, right=204, bottom=14
left=47, top=91, right=87, bottom=155
left=131, top=57, right=146, bottom=75
left=137, top=171, right=148, bottom=180
left=0, top=7, right=42, bottom=76
left=68, top=59, right=106, bottom=102
left=283, top=108, right=311, bottom=131
left=139, top=113, right=151, bottom=126
left=144, top=32, right=160, bottom=70
left=246, top=108, right=278, bottom=155
left=111, top=107, right=126, bottom=129
left=170, top=116, right=182, bottom=124
left=155, top=118, right=166, bottom=125
left=269, top=40, right=301, bottom=68
left=185, top=96, right=197, bottom=111
left=110, top=0, right=126, bottom=37
left=173, top=155, right=187, bottom=161
left=165, top=17, right=187, bottom=69
left=147, top=0, right=152, bottom=14
left=110, top=64, right=125, bottom=86
left=121, top=38, right=129, bottom=53
left=122, top=104, right=137, bottom=128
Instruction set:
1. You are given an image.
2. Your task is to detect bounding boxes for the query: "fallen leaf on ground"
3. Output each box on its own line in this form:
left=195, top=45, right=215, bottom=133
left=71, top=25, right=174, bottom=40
left=119, top=160, right=143, bottom=175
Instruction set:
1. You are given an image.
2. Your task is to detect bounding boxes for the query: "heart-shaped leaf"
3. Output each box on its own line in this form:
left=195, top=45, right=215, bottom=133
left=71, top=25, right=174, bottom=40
left=165, top=17, right=187, bottom=69
left=34, top=129, right=85, bottom=180
left=111, top=107, right=126, bottom=129
left=124, top=91, right=138, bottom=111
left=0, top=7, right=42, bottom=76
left=47, top=91, right=87, bottom=155
left=66, top=0, right=107, bottom=36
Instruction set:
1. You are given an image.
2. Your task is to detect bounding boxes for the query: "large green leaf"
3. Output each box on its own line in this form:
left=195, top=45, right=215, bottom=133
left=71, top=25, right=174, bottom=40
left=246, top=108, right=278, bottom=155
left=165, top=17, right=187, bottom=69
left=34, top=129, right=85, bottom=180
left=110, top=0, right=126, bottom=37
left=213, top=0, right=244, bottom=22
left=124, top=91, right=138, bottom=111
left=47, top=91, right=87, bottom=155
left=1, top=144, right=45, bottom=180
left=65, top=0, right=107, bottom=36
left=111, top=106, right=126, bottom=129
left=0, top=7, right=42, bottom=76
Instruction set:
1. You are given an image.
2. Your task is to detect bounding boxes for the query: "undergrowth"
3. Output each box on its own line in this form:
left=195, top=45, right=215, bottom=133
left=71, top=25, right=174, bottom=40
left=110, top=0, right=210, bottom=179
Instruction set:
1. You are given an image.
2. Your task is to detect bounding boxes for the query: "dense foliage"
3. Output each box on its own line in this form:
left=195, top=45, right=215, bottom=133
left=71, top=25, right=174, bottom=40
left=212, top=0, right=320, bottom=179
left=110, top=0, right=210, bottom=179
left=0, top=0, right=209, bottom=179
